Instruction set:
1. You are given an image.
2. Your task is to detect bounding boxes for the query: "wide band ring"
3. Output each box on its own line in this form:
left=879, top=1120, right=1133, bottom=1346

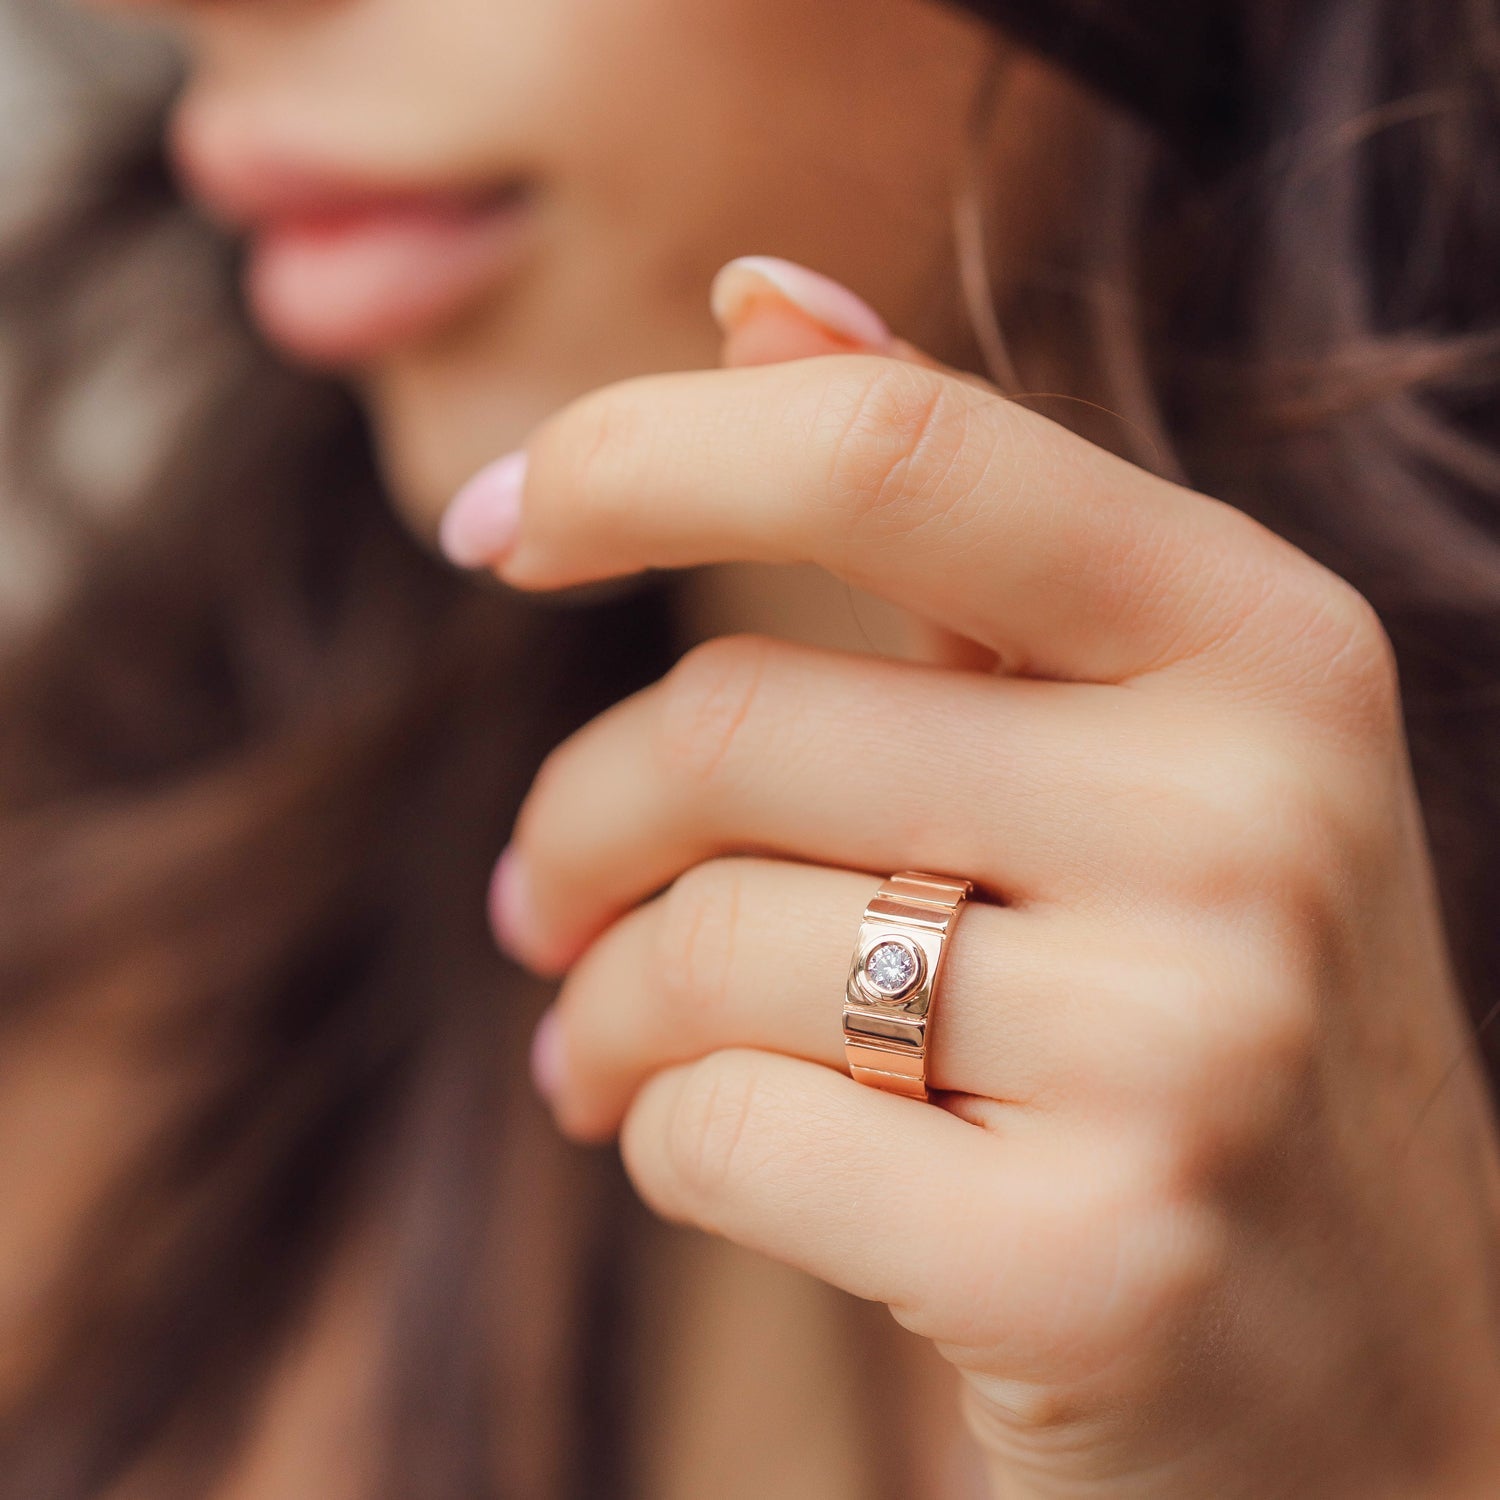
left=842, top=871, right=973, bottom=1101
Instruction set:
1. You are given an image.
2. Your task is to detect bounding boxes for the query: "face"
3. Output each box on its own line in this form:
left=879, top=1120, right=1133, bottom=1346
left=98, top=0, right=1016, bottom=529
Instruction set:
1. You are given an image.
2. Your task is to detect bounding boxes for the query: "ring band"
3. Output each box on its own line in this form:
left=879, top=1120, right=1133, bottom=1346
left=843, top=871, right=973, bottom=1101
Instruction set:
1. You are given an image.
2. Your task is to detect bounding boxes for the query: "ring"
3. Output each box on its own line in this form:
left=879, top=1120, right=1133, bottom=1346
left=843, top=871, right=973, bottom=1101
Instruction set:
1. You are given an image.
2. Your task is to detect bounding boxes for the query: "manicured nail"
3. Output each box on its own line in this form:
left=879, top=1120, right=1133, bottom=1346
left=530, top=1008, right=566, bottom=1103
left=488, top=844, right=534, bottom=962
left=439, top=449, right=528, bottom=568
left=710, top=256, right=892, bottom=350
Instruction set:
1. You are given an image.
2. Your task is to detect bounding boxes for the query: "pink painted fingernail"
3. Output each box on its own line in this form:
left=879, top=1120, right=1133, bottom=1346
left=710, top=256, right=892, bottom=350
left=488, top=844, right=534, bottom=962
left=530, top=1008, right=566, bottom=1103
left=439, top=449, right=528, bottom=568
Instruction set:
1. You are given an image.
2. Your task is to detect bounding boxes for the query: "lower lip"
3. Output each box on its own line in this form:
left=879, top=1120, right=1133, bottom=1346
left=244, top=186, right=535, bottom=365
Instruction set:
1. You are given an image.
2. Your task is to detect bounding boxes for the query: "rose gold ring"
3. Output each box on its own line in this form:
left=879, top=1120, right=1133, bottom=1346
left=842, top=871, right=973, bottom=1101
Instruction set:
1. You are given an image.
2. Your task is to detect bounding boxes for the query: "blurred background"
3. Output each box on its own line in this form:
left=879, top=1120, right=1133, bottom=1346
left=0, top=6, right=979, bottom=1497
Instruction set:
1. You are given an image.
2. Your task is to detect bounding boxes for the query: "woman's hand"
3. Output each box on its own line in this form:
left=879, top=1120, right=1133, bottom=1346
left=442, top=259, right=1500, bottom=1497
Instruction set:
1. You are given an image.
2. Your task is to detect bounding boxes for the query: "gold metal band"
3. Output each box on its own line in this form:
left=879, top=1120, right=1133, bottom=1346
left=843, top=871, right=973, bottom=1101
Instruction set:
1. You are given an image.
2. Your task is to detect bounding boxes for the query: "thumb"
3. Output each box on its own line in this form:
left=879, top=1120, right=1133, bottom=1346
left=710, top=255, right=895, bottom=365
left=707, top=255, right=999, bottom=673
left=709, top=255, right=998, bottom=387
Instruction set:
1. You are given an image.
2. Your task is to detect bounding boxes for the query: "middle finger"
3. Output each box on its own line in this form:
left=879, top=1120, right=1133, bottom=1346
left=499, top=634, right=1161, bottom=973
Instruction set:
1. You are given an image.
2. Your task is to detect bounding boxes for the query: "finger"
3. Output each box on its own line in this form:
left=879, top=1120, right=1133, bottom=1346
left=496, top=635, right=1145, bottom=972
left=711, top=255, right=893, bottom=367
left=458, top=351, right=1337, bottom=689
left=618, top=1046, right=1193, bottom=1368
left=617, top=1045, right=1015, bottom=1326
left=542, top=856, right=1220, bottom=1144
left=710, top=257, right=1002, bottom=675
left=711, top=255, right=992, bottom=390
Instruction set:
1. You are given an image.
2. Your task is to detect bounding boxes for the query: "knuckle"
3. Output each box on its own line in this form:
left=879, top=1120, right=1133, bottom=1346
left=558, top=381, right=645, bottom=480
left=1197, top=987, right=1318, bottom=1118
left=654, top=634, right=775, bottom=788
left=653, top=861, right=742, bottom=1040
left=1269, top=566, right=1403, bottom=739
left=1217, top=757, right=1324, bottom=882
left=1315, top=580, right=1402, bottom=728
left=1151, top=963, right=1320, bottom=1185
left=663, top=1052, right=773, bottom=1209
left=816, top=361, right=977, bottom=530
left=1169, top=744, right=1355, bottom=914
left=553, top=377, right=656, bottom=499
left=981, top=1164, right=1231, bottom=1404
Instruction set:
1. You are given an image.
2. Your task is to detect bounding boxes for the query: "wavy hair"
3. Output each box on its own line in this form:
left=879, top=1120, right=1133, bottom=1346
left=0, top=0, right=1497, bottom=1494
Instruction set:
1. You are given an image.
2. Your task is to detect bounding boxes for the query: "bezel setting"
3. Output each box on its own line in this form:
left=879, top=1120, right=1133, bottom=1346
left=856, top=933, right=926, bottom=1003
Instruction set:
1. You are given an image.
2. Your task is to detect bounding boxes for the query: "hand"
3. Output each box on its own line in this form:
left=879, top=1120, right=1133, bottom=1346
left=442, top=258, right=1500, bottom=1497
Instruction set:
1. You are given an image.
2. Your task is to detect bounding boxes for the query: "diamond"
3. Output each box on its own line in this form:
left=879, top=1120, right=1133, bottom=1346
left=865, top=940, right=919, bottom=997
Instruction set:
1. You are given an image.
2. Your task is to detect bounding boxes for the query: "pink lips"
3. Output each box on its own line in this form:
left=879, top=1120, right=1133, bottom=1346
left=173, top=128, right=536, bottom=366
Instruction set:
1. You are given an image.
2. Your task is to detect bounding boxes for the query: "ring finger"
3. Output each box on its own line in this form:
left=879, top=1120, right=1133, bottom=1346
left=539, top=855, right=1220, bottom=1142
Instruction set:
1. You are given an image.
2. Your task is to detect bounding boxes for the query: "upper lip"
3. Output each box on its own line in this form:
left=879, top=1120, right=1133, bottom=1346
left=169, top=110, right=520, bottom=231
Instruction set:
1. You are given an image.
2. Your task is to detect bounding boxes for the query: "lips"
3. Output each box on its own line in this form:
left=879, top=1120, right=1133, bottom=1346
left=173, top=125, right=536, bottom=366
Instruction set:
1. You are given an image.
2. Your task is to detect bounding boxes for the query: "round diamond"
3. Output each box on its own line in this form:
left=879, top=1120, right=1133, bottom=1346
left=865, top=940, right=919, bottom=997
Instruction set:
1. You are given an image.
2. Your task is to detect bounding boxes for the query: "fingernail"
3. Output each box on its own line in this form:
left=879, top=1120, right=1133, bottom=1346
left=530, top=1008, right=567, bottom=1103
left=439, top=449, right=528, bottom=568
left=710, top=256, right=892, bottom=350
left=488, top=844, right=534, bottom=962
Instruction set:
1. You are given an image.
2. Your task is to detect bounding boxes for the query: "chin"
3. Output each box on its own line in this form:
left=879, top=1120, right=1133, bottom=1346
left=367, top=415, right=473, bottom=541
left=361, top=362, right=562, bottom=543
left=356, top=287, right=724, bottom=543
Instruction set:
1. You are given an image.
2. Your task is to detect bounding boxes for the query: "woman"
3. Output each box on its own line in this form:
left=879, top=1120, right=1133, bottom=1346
left=2, top=0, right=1499, bottom=1495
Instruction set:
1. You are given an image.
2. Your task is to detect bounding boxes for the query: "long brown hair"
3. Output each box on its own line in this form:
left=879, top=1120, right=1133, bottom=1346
left=956, top=0, right=1500, bottom=1044
left=1, top=0, right=1498, bottom=1494
left=0, top=12, right=674, bottom=1496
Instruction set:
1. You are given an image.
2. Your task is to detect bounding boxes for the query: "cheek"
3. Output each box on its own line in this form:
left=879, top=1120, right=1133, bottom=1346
left=555, top=0, right=994, bottom=277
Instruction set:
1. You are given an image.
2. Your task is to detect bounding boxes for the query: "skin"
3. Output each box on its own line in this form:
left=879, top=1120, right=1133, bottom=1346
left=84, top=0, right=1500, bottom=1493
left=103, top=0, right=1063, bottom=520
left=474, top=295, right=1500, bottom=1496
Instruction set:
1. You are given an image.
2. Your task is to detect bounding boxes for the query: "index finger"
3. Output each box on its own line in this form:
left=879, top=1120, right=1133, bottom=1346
left=455, top=355, right=1359, bottom=689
